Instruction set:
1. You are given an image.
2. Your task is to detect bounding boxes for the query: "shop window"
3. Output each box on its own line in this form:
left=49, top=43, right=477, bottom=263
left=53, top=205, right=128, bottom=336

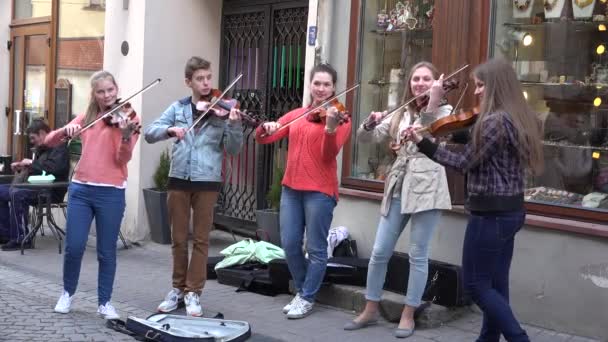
left=13, top=0, right=52, bottom=20
left=344, top=0, right=434, bottom=191
left=55, top=0, right=105, bottom=125
left=491, top=0, right=608, bottom=219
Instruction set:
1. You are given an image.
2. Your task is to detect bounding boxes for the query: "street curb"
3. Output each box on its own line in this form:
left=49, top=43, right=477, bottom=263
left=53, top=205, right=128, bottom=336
left=315, top=284, right=473, bottom=329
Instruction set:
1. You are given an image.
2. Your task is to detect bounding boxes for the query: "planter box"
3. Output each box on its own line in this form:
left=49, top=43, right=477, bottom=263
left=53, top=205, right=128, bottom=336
left=255, top=209, right=281, bottom=247
left=143, top=188, right=171, bottom=244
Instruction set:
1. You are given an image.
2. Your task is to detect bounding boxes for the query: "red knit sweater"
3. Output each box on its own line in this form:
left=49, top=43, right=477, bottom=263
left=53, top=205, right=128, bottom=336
left=255, top=107, right=351, bottom=199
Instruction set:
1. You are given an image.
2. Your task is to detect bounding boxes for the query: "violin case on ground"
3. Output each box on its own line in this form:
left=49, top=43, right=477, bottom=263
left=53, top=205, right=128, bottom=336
left=107, top=313, right=251, bottom=342
left=384, top=252, right=471, bottom=307
left=267, top=257, right=369, bottom=290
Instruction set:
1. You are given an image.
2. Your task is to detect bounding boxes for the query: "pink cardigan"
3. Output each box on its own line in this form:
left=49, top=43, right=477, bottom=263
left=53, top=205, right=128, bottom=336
left=45, top=114, right=139, bottom=187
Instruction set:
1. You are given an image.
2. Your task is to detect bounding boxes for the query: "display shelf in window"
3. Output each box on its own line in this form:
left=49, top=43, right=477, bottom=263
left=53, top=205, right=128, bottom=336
left=491, top=0, right=608, bottom=220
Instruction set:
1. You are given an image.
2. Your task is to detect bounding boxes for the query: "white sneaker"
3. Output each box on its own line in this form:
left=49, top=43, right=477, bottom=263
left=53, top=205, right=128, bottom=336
left=97, top=302, right=120, bottom=320
left=282, top=294, right=301, bottom=314
left=184, top=292, right=203, bottom=317
left=157, top=288, right=184, bottom=313
left=286, top=296, right=314, bottom=319
left=54, top=290, right=73, bottom=314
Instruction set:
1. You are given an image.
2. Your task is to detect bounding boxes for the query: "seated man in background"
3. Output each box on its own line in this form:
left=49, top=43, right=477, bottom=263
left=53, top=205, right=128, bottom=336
left=0, top=118, right=69, bottom=251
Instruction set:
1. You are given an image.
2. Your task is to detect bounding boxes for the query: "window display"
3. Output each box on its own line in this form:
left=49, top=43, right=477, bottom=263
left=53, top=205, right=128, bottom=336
left=349, top=0, right=434, bottom=184
left=492, top=0, right=608, bottom=214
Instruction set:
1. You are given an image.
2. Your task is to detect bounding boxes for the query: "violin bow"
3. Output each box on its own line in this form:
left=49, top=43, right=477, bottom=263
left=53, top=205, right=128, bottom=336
left=187, top=73, right=243, bottom=133
left=264, top=83, right=360, bottom=136
left=448, top=82, right=469, bottom=116
left=68, top=78, right=162, bottom=141
left=367, top=64, right=470, bottom=129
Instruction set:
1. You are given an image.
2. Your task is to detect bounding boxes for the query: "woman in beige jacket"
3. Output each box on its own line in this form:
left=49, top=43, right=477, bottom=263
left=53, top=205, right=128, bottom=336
left=344, top=61, right=452, bottom=338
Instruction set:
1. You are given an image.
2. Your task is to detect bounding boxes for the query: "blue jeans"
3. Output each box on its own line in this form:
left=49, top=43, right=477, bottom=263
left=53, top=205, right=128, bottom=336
left=0, top=184, right=38, bottom=242
left=463, top=211, right=529, bottom=342
left=366, top=198, right=441, bottom=307
left=280, top=186, right=336, bottom=302
left=63, top=183, right=125, bottom=305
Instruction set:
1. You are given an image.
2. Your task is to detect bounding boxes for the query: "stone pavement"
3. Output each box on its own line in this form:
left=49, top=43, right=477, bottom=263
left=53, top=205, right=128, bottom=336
left=0, top=230, right=602, bottom=342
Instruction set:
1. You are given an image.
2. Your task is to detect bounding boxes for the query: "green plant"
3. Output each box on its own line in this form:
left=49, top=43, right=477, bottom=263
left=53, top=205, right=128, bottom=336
left=266, top=165, right=284, bottom=210
left=153, top=149, right=170, bottom=191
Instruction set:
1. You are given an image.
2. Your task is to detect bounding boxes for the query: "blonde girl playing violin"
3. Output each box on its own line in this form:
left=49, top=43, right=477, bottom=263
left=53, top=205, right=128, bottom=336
left=344, top=61, right=452, bottom=338
left=44, top=70, right=140, bottom=320
left=256, top=63, right=351, bottom=319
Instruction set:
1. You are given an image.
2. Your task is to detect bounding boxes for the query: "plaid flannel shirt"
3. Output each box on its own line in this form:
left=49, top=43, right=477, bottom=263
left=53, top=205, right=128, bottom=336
left=418, top=111, right=525, bottom=212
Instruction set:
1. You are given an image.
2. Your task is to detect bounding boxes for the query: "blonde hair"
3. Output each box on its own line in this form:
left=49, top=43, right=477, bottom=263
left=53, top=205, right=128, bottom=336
left=83, top=70, right=118, bottom=126
left=471, top=58, right=544, bottom=175
left=388, top=61, right=439, bottom=138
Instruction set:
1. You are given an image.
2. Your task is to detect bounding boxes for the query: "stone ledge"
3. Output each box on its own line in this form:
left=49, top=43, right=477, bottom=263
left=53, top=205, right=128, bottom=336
left=315, top=283, right=473, bottom=329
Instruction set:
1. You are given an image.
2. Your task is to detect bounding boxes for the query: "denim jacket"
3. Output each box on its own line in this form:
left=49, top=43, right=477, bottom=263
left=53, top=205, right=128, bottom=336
left=144, top=96, right=243, bottom=182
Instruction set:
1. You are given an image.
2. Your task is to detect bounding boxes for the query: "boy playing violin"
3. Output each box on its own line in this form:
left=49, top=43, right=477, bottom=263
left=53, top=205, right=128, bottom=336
left=144, top=56, right=243, bottom=316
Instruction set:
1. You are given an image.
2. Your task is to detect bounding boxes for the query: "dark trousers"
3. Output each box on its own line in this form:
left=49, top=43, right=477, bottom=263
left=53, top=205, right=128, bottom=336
left=0, top=184, right=38, bottom=242
left=463, top=210, right=530, bottom=342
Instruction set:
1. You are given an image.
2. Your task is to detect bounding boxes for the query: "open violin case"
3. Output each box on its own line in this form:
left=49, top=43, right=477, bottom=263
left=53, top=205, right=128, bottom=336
left=107, top=313, right=251, bottom=342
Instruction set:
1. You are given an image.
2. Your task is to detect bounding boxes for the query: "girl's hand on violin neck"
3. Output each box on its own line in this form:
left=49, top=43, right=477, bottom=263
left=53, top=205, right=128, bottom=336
left=402, top=126, right=423, bottom=143
left=427, top=74, right=445, bottom=111
left=325, top=107, right=339, bottom=132
left=168, top=127, right=187, bottom=140
left=262, top=121, right=281, bottom=135
left=118, top=117, right=140, bottom=139
left=228, top=108, right=241, bottom=123
left=63, top=123, right=82, bottom=138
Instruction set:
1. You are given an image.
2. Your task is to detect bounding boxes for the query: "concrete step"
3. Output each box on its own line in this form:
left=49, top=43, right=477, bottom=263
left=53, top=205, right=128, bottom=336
left=315, top=283, right=474, bottom=329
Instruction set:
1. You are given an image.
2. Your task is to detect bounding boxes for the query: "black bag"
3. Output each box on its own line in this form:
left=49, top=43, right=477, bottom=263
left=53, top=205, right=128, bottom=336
left=268, top=257, right=369, bottom=288
left=384, top=252, right=470, bottom=307
left=215, top=262, right=290, bottom=297
left=332, top=239, right=358, bottom=258
left=107, top=313, right=251, bottom=342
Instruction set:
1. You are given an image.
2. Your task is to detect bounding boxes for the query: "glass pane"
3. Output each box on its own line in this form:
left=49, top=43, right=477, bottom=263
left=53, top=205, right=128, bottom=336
left=351, top=0, right=434, bottom=182
left=56, top=0, right=105, bottom=121
left=491, top=1, right=608, bottom=212
left=25, top=35, right=47, bottom=121
left=14, top=0, right=52, bottom=20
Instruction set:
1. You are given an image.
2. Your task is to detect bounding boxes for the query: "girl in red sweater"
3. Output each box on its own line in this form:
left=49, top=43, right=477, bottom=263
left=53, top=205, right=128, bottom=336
left=45, top=71, right=140, bottom=320
left=256, top=64, right=351, bottom=319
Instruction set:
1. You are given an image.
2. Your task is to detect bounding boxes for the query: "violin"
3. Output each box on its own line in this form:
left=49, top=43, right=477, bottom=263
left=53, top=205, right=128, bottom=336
left=102, top=99, right=141, bottom=134
left=306, top=98, right=350, bottom=125
left=195, top=89, right=259, bottom=127
left=392, top=106, right=480, bottom=150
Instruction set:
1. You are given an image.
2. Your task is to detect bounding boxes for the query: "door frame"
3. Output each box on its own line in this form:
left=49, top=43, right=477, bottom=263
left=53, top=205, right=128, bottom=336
left=8, top=19, right=54, bottom=159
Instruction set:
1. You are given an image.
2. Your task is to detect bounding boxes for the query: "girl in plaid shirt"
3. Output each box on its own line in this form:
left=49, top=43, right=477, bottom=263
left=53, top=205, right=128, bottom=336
left=406, top=58, right=543, bottom=342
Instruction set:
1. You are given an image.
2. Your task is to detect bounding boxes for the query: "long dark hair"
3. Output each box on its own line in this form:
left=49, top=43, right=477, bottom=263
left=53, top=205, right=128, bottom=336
left=472, top=58, right=544, bottom=175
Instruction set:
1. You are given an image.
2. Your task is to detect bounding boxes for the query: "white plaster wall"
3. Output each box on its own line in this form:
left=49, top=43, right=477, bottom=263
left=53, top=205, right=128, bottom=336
left=136, top=0, right=222, bottom=241
left=103, top=0, right=147, bottom=241
left=0, top=1, right=11, bottom=156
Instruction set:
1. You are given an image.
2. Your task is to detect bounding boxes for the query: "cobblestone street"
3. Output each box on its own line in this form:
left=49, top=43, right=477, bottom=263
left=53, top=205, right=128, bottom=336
left=0, top=231, right=602, bottom=342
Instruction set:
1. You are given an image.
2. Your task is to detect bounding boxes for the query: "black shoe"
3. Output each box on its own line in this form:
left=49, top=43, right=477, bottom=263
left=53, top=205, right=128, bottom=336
left=0, top=237, right=10, bottom=245
left=1, top=240, right=32, bottom=251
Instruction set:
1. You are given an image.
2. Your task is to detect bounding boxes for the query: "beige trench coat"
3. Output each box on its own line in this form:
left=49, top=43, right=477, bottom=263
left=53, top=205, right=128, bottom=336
left=358, top=105, right=452, bottom=216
